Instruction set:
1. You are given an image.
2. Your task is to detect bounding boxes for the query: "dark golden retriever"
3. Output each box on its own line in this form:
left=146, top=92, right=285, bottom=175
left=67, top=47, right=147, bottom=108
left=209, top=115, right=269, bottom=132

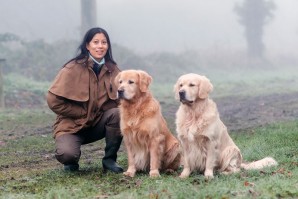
left=115, top=70, right=181, bottom=178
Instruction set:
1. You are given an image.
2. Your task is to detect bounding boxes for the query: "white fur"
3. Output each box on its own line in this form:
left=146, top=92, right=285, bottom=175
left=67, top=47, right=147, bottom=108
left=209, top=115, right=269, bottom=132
left=174, top=74, right=277, bottom=179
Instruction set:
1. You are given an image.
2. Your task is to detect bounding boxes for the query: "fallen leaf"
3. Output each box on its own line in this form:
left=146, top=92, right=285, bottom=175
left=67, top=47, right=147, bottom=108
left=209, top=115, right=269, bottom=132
left=244, top=181, right=255, bottom=187
left=277, top=168, right=285, bottom=174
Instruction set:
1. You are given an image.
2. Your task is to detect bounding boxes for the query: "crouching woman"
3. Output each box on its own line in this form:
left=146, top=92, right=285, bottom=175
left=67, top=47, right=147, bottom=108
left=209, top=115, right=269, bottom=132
left=46, top=27, right=123, bottom=173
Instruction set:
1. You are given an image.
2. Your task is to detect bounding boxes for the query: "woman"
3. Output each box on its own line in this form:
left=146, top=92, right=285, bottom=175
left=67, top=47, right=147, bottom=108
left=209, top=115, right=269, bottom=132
left=47, top=27, right=123, bottom=173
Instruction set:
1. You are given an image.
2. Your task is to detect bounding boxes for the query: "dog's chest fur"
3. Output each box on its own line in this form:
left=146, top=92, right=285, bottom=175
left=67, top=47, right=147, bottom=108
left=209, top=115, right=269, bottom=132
left=119, top=96, right=164, bottom=171
left=177, top=100, right=217, bottom=136
left=120, top=99, right=158, bottom=129
left=176, top=99, right=219, bottom=171
left=119, top=97, right=161, bottom=142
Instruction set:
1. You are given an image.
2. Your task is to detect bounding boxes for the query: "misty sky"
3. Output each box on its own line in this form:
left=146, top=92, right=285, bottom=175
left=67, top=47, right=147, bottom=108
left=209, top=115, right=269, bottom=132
left=1, top=0, right=298, bottom=55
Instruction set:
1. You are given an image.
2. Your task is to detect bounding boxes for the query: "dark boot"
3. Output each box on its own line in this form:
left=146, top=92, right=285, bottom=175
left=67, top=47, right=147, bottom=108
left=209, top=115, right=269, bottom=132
left=102, top=126, right=124, bottom=173
left=64, top=163, right=79, bottom=172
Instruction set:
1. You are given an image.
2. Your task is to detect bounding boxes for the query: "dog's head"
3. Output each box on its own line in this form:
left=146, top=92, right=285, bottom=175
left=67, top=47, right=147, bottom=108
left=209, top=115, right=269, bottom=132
left=174, top=73, right=213, bottom=105
left=115, top=70, right=152, bottom=101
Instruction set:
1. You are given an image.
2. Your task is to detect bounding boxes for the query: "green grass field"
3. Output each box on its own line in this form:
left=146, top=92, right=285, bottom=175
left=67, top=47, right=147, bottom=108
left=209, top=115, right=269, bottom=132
left=0, top=108, right=297, bottom=199
left=1, top=67, right=298, bottom=198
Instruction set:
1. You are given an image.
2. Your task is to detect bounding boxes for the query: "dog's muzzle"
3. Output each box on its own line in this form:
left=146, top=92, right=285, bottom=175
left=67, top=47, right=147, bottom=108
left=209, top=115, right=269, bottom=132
left=179, top=90, right=193, bottom=104
left=118, top=89, right=125, bottom=99
left=179, top=91, right=186, bottom=101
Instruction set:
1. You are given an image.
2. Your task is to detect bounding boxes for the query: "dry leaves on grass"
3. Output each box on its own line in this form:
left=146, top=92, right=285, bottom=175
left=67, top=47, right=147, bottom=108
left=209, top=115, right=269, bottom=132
left=271, top=168, right=293, bottom=177
left=244, top=181, right=255, bottom=187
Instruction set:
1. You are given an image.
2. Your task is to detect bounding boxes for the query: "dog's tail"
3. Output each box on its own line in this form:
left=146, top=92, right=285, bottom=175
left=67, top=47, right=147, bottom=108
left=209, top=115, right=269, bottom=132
left=241, top=157, right=278, bottom=170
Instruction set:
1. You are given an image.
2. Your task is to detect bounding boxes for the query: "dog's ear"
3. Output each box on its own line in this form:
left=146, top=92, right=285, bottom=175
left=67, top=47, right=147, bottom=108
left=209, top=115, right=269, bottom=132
left=198, top=76, right=213, bottom=99
left=138, top=70, right=152, bottom=92
left=114, top=72, right=121, bottom=87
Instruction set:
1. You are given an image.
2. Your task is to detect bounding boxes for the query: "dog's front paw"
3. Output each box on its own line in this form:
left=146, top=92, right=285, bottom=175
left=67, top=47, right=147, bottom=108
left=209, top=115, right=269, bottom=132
left=179, top=168, right=190, bottom=178
left=149, top=170, right=160, bottom=178
left=123, top=170, right=135, bottom=178
left=204, top=169, right=214, bottom=179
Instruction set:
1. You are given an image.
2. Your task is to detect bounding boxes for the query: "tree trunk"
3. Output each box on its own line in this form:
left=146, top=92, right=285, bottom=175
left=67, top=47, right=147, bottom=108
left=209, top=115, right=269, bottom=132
left=81, top=0, right=97, bottom=37
left=234, top=0, right=275, bottom=59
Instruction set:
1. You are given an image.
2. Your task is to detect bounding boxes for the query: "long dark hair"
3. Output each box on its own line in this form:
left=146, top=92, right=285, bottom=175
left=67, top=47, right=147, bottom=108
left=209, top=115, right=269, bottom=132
left=65, top=27, right=116, bottom=66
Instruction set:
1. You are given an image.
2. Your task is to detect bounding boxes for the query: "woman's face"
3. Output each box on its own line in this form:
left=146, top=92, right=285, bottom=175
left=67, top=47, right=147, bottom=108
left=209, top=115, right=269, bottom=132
left=86, top=33, right=108, bottom=61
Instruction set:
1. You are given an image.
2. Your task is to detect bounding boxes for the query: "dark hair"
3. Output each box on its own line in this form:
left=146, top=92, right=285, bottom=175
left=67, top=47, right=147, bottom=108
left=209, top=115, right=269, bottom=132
left=65, top=27, right=116, bottom=66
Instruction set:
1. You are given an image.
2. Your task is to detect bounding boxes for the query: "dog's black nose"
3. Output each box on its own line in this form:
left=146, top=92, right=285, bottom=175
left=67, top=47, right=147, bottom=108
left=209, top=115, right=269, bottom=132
left=179, top=91, right=185, bottom=100
left=118, top=90, right=124, bottom=98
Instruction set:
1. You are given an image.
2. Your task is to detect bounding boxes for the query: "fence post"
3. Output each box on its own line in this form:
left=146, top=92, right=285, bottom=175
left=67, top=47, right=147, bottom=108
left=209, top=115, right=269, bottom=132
left=0, top=58, right=5, bottom=109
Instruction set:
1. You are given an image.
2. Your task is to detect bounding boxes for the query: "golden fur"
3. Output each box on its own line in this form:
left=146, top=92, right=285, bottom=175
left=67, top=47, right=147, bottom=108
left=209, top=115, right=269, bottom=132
left=174, top=73, right=277, bottom=179
left=115, top=70, right=181, bottom=178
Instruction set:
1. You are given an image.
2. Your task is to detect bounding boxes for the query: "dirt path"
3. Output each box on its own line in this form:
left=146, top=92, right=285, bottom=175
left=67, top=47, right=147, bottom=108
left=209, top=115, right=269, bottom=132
left=4, top=91, right=298, bottom=133
left=163, top=92, right=298, bottom=132
left=1, top=92, right=298, bottom=174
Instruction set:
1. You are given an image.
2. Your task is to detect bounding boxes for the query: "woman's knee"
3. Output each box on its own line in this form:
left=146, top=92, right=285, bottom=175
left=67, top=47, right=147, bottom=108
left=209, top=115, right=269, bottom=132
left=55, top=134, right=81, bottom=164
left=55, top=148, right=81, bottom=164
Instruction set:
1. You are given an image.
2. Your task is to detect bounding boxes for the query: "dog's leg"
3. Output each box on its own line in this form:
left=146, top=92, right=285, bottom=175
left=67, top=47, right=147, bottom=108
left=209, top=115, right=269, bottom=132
left=149, top=136, right=164, bottom=178
left=204, top=149, right=215, bottom=179
left=204, top=153, right=215, bottom=179
left=123, top=137, right=136, bottom=177
left=179, top=137, right=191, bottom=178
left=179, top=153, right=191, bottom=178
left=199, top=135, right=215, bottom=179
left=219, top=146, right=242, bottom=175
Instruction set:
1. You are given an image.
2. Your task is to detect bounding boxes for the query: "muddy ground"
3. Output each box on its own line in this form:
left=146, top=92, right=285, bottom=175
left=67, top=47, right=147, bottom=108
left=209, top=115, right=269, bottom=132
left=161, top=92, right=298, bottom=132
left=5, top=91, right=298, bottom=133
left=1, top=91, right=298, bottom=175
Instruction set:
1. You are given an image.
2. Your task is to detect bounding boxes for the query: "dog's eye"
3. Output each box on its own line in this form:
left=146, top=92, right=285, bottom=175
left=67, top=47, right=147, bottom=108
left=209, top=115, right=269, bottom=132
left=179, top=84, right=183, bottom=87
left=189, top=83, right=195, bottom=87
left=119, top=80, right=122, bottom=84
left=128, top=80, right=134, bottom=84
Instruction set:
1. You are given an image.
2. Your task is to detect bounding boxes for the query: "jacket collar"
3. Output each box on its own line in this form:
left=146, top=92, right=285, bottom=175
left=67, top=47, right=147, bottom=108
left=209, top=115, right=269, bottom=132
left=87, top=57, right=115, bottom=73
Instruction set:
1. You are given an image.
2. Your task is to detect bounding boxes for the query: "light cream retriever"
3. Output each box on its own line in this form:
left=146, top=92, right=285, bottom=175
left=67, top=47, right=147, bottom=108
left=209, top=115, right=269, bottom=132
left=174, top=73, right=277, bottom=179
left=115, top=70, right=181, bottom=178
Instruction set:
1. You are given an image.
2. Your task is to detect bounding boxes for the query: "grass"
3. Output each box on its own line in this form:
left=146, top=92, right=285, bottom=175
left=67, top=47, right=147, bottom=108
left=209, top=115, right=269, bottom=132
left=0, top=68, right=298, bottom=198
left=4, top=73, right=50, bottom=96
left=3, top=66, right=298, bottom=103
left=0, top=108, right=297, bottom=199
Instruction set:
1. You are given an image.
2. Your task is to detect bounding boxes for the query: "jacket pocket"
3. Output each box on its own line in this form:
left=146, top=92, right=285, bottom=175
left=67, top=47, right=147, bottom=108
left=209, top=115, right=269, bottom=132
left=104, top=79, right=118, bottom=100
left=73, top=117, right=87, bottom=126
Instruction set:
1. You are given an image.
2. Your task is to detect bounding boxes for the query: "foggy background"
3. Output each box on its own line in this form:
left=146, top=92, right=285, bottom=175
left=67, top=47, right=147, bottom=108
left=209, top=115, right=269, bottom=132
left=0, top=0, right=298, bottom=87
left=1, top=0, right=298, bottom=54
left=0, top=0, right=298, bottom=119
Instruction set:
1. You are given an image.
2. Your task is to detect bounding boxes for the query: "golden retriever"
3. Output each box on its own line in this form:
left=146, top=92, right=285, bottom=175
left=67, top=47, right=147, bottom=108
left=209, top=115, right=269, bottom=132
left=174, top=73, right=277, bottom=179
left=115, top=70, right=181, bottom=178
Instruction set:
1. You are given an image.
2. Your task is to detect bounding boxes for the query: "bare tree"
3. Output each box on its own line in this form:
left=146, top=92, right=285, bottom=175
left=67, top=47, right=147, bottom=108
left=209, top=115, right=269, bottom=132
left=81, top=0, right=97, bottom=37
left=235, top=0, right=275, bottom=59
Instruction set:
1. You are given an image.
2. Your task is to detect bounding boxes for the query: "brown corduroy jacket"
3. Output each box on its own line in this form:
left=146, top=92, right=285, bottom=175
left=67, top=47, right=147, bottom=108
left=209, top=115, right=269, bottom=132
left=47, top=58, right=120, bottom=138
